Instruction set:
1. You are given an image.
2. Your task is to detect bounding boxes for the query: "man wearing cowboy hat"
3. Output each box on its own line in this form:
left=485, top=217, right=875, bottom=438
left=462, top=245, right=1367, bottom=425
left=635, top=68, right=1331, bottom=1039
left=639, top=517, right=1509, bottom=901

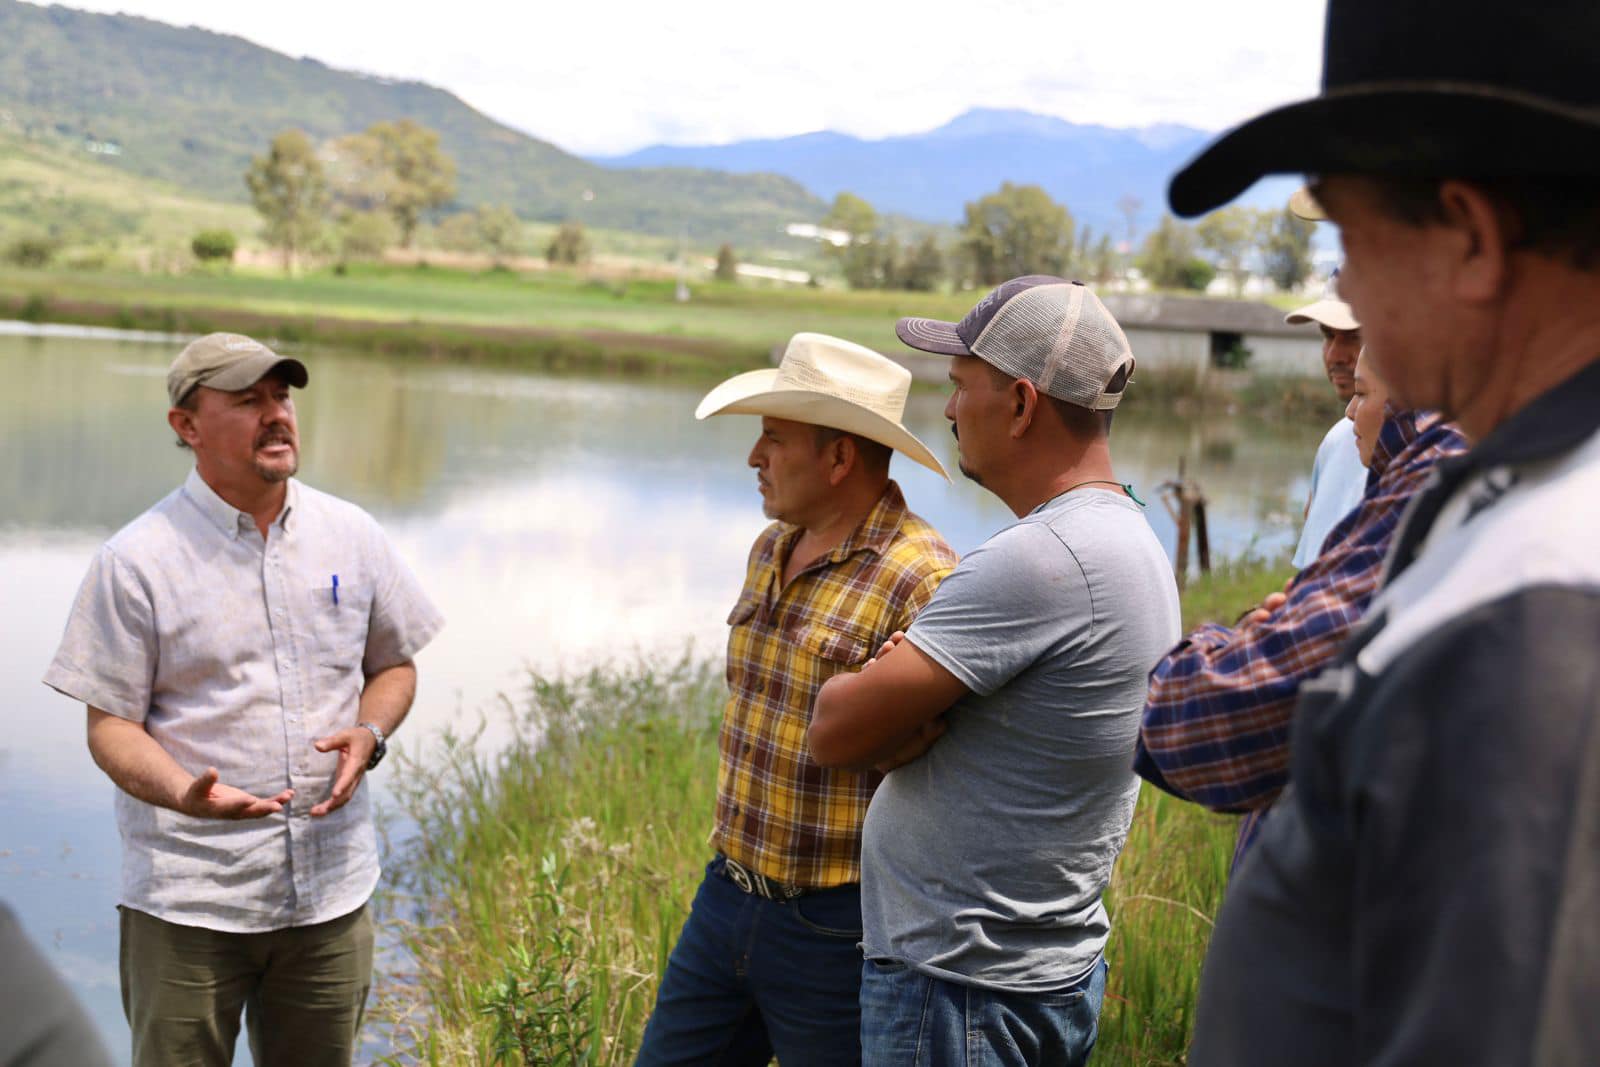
left=810, top=277, right=1181, bottom=1065
left=1284, top=259, right=1367, bottom=569
left=1169, top=0, right=1600, bottom=1062
left=635, top=333, right=957, bottom=1066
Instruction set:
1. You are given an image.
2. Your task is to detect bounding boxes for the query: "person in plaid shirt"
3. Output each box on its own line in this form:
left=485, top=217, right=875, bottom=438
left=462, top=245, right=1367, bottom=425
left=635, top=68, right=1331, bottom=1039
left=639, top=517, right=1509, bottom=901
left=1135, top=347, right=1465, bottom=867
left=635, top=332, right=957, bottom=1067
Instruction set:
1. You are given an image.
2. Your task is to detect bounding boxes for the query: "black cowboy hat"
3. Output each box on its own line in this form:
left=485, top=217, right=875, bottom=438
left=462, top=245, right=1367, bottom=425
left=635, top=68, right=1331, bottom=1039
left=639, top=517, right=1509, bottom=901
left=1168, top=0, right=1600, bottom=217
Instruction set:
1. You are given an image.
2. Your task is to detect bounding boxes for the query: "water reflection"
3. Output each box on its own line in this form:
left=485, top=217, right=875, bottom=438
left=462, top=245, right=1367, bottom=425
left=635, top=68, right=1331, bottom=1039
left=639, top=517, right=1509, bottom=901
left=0, top=329, right=1325, bottom=1061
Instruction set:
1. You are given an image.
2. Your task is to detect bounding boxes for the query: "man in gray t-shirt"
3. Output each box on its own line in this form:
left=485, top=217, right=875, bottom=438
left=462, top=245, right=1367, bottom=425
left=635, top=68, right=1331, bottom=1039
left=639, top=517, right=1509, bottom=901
left=811, top=276, right=1180, bottom=1066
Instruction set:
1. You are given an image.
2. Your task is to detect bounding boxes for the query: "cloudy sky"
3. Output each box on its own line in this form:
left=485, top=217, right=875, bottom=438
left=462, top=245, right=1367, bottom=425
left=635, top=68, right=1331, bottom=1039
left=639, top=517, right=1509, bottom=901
left=65, top=0, right=1327, bottom=155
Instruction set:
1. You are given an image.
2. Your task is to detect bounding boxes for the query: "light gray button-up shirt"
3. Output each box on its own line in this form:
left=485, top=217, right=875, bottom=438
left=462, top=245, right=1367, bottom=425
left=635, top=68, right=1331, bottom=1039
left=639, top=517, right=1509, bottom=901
left=44, top=469, right=444, bottom=933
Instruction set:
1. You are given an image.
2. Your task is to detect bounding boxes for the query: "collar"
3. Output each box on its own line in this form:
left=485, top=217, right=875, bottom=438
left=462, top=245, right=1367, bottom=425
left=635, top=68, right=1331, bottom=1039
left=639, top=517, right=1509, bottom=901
left=1367, top=408, right=1438, bottom=479
left=182, top=468, right=298, bottom=540
left=1388, top=359, right=1600, bottom=579
left=771, top=479, right=909, bottom=574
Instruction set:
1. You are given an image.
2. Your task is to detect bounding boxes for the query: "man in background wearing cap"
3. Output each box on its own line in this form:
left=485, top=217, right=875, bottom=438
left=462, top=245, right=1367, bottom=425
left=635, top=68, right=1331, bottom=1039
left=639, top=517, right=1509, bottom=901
left=43, top=333, right=443, bottom=1067
left=1284, top=266, right=1367, bottom=568
left=1136, top=348, right=1464, bottom=869
left=810, top=278, right=1180, bottom=1065
left=635, top=333, right=956, bottom=1066
left=1169, top=0, right=1600, bottom=1061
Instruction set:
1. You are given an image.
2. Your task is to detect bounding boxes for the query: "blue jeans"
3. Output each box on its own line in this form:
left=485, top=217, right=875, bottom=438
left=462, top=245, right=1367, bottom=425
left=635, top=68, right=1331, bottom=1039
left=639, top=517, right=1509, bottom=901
left=634, top=860, right=864, bottom=1066
left=860, top=956, right=1108, bottom=1067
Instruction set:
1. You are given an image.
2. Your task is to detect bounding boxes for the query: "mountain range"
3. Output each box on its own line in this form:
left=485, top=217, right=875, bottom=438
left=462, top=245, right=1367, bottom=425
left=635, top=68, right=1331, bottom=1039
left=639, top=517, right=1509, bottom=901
left=597, top=108, right=1300, bottom=240
left=0, top=0, right=1295, bottom=254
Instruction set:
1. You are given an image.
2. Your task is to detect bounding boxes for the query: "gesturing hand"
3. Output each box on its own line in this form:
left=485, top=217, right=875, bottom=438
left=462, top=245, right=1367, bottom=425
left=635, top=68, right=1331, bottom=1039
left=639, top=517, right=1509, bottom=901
left=180, top=767, right=293, bottom=820
left=309, top=728, right=378, bottom=817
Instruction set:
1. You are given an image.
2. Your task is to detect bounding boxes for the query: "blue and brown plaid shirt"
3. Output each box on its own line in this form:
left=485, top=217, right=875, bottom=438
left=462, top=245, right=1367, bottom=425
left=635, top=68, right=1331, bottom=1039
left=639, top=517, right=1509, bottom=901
left=1135, top=411, right=1468, bottom=867
left=712, top=480, right=957, bottom=888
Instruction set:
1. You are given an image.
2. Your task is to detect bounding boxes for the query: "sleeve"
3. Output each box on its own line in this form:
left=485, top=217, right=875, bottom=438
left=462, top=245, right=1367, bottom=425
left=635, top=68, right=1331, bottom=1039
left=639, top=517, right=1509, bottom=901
left=1347, top=589, right=1600, bottom=1066
left=361, top=519, right=445, bottom=675
left=1135, top=503, right=1386, bottom=814
left=888, top=543, right=957, bottom=635
left=905, top=522, right=1088, bottom=697
left=40, top=547, right=158, bottom=722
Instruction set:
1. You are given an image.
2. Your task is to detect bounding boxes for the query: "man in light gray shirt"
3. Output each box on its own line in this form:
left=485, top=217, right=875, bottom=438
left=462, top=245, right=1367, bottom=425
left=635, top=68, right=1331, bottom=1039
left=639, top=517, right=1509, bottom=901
left=43, top=333, right=443, bottom=1067
left=811, top=277, right=1180, bottom=1065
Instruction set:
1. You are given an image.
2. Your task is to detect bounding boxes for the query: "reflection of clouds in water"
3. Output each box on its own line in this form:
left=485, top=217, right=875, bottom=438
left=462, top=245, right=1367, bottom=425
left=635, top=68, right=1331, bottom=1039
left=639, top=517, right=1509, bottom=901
left=377, top=472, right=766, bottom=746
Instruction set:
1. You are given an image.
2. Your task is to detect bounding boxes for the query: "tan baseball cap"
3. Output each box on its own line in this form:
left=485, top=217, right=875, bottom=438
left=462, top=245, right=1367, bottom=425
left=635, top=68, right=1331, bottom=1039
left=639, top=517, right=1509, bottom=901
left=1288, top=185, right=1328, bottom=222
left=167, top=333, right=308, bottom=406
left=1285, top=269, right=1360, bottom=332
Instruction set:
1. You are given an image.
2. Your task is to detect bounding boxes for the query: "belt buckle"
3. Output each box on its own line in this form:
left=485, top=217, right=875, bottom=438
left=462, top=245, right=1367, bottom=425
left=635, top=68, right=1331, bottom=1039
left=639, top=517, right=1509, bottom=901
left=725, top=857, right=757, bottom=895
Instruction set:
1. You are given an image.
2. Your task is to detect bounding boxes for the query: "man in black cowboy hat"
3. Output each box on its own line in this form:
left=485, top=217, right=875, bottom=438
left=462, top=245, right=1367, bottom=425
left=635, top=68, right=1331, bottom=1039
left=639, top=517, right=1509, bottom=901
left=1168, top=1, right=1600, bottom=1064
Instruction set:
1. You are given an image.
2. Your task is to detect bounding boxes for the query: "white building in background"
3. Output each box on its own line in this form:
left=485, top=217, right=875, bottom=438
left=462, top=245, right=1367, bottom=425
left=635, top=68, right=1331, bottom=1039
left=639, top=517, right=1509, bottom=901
left=784, top=222, right=851, bottom=247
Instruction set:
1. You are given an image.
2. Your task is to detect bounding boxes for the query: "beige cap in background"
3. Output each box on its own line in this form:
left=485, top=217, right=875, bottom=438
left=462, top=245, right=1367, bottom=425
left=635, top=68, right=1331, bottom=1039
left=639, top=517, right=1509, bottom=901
left=167, top=333, right=308, bottom=406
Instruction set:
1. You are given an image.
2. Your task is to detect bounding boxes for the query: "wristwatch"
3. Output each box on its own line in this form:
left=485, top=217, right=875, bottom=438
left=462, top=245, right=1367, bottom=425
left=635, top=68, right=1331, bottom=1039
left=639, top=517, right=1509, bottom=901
left=357, top=722, right=387, bottom=770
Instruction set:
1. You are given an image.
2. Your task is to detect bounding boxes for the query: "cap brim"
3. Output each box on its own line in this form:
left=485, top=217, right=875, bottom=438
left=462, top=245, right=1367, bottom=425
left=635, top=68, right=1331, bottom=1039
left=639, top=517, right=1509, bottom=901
left=695, top=371, right=950, bottom=481
left=204, top=354, right=309, bottom=393
left=895, top=317, right=971, bottom=356
left=1169, top=87, right=1600, bottom=218
left=1288, top=186, right=1327, bottom=222
left=1285, top=299, right=1360, bottom=332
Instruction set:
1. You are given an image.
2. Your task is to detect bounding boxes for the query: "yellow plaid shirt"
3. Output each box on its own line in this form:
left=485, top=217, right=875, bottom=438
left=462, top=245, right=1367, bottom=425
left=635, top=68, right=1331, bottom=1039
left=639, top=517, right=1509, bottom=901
left=712, top=480, right=957, bottom=888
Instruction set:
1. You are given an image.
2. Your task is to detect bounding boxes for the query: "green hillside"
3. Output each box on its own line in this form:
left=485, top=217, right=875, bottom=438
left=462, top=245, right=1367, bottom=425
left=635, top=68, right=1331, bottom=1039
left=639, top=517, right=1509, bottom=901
left=0, top=126, right=255, bottom=254
left=0, top=0, right=825, bottom=249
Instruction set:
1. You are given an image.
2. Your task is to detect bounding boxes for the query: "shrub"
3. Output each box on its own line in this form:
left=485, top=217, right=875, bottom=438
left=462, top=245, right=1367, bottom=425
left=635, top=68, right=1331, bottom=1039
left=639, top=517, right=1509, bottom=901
left=190, top=229, right=238, bottom=264
left=5, top=236, right=58, bottom=269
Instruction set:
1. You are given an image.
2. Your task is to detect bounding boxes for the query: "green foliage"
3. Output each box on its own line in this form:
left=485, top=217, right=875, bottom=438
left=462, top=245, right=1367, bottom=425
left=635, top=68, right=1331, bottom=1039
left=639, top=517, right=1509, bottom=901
left=1196, top=206, right=1258, bottom=296
left=475, top=854, right=594, bottom=1065
left=369, top=120, right=458, bottom=247
left=4, top=234, right=58, bottom=268
left=1260, top=208, right=1316, bottom=292
left=1139, top=215, right=1214, bottom=291
left=339, top=210, right=398, bottom=263
left=713, top=242, right=738, bottom=282
left=895, top=234, right=945, bottom=292
left=189, top=229, right=236, bottom=264
left=820, top=192, right=878, bottom=241
left=474, top=204, right=522, bottom=266
left=245, top=129, right=329, bottom=273
left=821, top=192, right=885, bottom=290
left=959, top=182, right=1075, bottom=285
left=546, top=222, right=590, bottom=266
left=375, top=658, right=726, bottom=1065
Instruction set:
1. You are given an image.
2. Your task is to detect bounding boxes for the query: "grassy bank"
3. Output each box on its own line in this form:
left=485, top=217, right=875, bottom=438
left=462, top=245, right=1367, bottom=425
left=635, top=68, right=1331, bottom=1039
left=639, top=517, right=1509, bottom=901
left=0, top=264, right=1342, bottom=420
left=374, top=557, right=1293, bottom=1065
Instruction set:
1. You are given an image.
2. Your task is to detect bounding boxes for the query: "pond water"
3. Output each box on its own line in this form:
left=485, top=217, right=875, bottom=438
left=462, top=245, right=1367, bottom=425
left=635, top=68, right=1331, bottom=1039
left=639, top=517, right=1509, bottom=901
left=0, top=328, right=1327, bottom=1061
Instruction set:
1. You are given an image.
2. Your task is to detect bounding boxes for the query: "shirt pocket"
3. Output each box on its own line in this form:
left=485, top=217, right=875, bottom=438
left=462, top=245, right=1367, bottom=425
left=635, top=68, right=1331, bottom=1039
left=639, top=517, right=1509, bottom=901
left=304, top=580, right=372, bottom=676
left=726, top=590, right=763, bottom=628
left=792, top=622, right=874, bottom=669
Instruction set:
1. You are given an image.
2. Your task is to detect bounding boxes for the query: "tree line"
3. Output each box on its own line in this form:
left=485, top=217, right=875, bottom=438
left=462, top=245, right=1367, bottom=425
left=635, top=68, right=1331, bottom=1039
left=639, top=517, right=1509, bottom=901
left=222, top=122, right=1318, bottom=295
left=811, top=185, right=1315, bottom=296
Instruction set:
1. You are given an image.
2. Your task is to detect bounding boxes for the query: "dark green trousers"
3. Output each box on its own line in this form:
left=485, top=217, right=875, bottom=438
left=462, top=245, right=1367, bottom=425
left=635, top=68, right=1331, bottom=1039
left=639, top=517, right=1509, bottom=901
left=119, top=904, right=373, bottom=1067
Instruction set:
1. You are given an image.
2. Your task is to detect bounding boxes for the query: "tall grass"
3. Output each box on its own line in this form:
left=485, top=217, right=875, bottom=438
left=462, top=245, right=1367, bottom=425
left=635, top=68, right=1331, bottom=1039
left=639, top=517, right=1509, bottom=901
left=375, top=559, right=1294, bottom=1065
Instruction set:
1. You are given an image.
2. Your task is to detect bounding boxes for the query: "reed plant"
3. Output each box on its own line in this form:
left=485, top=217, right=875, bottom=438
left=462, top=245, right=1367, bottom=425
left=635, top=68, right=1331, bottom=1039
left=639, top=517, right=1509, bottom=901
left=375, top=558, right=1293, bottom=1065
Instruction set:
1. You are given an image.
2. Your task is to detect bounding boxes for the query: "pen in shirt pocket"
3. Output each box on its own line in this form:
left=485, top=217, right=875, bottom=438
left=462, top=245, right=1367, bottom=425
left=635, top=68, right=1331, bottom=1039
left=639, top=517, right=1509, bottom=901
left=332, top=574, right=339, bottom=606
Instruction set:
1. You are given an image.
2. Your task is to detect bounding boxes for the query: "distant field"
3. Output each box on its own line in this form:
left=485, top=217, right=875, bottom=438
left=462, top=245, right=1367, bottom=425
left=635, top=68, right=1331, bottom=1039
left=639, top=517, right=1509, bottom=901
left=0, top=261, right=974, bottom=355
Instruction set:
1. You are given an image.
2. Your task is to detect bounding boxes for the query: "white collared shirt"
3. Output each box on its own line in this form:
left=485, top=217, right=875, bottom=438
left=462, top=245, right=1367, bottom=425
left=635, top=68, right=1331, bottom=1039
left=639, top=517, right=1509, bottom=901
left=44, top=469, right=444, bottom=932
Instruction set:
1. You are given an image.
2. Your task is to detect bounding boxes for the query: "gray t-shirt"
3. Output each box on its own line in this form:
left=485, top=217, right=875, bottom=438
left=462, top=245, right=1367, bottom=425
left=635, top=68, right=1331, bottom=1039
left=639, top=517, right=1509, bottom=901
left=860, top=489, right=1181, bottom=992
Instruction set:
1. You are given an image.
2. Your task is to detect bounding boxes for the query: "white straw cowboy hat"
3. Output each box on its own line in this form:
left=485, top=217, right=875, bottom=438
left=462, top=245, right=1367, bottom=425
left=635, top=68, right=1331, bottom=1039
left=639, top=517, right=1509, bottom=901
left=695, top=332, right=950, bottom=480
